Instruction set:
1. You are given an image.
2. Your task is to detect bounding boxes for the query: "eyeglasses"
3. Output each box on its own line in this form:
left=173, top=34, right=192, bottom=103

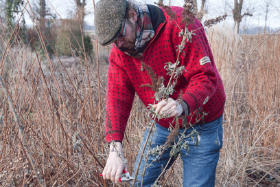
left=116, top=18, right=127, bottom=41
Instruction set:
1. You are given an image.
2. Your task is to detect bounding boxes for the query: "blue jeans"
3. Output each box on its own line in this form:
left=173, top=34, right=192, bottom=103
left=132, top=116, right=223, bottom=187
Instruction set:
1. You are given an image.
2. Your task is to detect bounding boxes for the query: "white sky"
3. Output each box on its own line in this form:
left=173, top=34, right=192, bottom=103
left=22, top=0, right=280, bottom=29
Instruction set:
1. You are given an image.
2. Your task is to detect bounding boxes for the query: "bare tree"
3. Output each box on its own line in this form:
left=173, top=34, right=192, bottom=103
left=76, top=0, right=86, bottom=29
left=229, top=0, right=253, bottom=34
left=192, top=0, right=208, bottom=21
left=267, top=0, right=280, bottom=31
left=158, top=0, right=207, bottom=20
left=271, top=0, right=280, bottom=14
left=263, top=1, right=271, bottom=33
left=196, top=0, right=207, bottom=13
left=31, top=0, right=55, bottom=30
left=39, top=0, right=46, bottom=29
left=200, top=0, right=207, bottom=12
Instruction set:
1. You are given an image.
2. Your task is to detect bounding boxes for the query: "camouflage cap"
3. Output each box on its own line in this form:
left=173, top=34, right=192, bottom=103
left=94, top=0, right=128, bottom=46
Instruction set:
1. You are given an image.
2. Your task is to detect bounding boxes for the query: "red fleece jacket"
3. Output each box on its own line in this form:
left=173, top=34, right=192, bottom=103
left=105, top=6, right=226, bottom=142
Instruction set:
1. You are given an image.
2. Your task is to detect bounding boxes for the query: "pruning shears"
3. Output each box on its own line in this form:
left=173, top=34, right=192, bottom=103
left=100, top=169, right=140, bottom=185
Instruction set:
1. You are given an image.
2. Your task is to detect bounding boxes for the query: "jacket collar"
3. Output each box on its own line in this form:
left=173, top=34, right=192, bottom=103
left=136, top=4, right=166, bottom=54
left=147, top=4, right=166, bottom=32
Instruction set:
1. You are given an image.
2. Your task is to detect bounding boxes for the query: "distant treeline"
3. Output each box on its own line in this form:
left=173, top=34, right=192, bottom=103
left=240, top=26, right=280, bottom=35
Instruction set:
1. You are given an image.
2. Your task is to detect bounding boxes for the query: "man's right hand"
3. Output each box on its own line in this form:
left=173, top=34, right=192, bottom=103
left=102, top=142, right=127, bottom=184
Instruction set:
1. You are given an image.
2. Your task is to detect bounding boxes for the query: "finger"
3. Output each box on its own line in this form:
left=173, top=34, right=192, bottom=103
left=166, top=106, right=178, bottom=118
left=167, top=98, right=174, bottom=102
left=152, top=104, right=158, bottom=109
left=169, top=107, right=178, bottom=117
left=155, top=100, right=168, bottom=114
left=168, top=98, right=177, bottom=106
left=110, top=168, right=117, bottom=183
left=115, top=167, right=123, bottom=184
left=160, top=103, right=176, bottom=115
left=105, top=167, right=112, bottom=180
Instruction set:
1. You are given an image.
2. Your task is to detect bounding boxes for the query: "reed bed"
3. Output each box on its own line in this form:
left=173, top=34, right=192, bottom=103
left=209, top=24, right=280, bottom=186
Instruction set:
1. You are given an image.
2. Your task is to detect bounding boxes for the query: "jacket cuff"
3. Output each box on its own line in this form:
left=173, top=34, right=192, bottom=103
left=105, top=132, right=124, bottom=143
left=181, top=93, right=197, bottom=115
left=108, top=140, right=122, bottom=146
left=181, top=100, right=189, bottom=118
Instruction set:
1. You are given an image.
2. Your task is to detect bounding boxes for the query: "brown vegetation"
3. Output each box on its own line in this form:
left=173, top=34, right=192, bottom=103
left=209, top=25, right=280, bottom=186
left=0, top=9, right=280, bottom=187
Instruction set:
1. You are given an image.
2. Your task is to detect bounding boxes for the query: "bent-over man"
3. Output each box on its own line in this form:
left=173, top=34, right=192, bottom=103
left=94, top=0, right=226, bottom=186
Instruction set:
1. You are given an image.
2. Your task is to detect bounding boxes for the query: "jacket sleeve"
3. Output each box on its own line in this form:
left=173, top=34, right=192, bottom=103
left=105, top=51, right=135, bottom=143
left=180, top=24, right=218, bottom=115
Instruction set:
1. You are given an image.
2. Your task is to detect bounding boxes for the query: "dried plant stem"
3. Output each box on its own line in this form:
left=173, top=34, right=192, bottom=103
left=24, top=9, right=105, bottom=177
left=0, top=75, right=45, bottom=187
left=154, top=156, right=173, bottom=185
left=162, top=158, right=177, bottom=186
left=79, top=134, right=104, bottom=168
left=76, top=2, right=96, bottom=149
left=132, top=121, right=156, bottom=185
left=229, top=29, right=280, bottom=177
left=166, top=47, right=182, bottom=88
left=235, top=115, right=280, bottom=177
left=140, top=132, right=154, bottom=187
left=95, top=40, right=102, bottom=127
left=91, top=3, right=102, bottom=125
left=92, top=0, right=105, bottom=185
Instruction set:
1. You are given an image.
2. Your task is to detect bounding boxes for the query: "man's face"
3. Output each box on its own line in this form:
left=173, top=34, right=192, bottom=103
left=113, top=10, right=137, bottom=52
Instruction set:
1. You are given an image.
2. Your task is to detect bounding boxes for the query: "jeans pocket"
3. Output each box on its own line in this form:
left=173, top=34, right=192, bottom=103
left=217, top=124, right=223, bottom=149
left=210, top=124, right=223, bottom=150
left=196, top=121, right=223, bottom=151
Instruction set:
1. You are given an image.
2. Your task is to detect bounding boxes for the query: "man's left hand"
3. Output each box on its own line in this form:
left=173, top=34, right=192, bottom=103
left=152, top=98, right=183, bottom=118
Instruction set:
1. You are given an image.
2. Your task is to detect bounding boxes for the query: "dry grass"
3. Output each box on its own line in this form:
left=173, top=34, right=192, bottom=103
left=0, top=7, right=280, bottom=187
left=208, top=24, right=280, bottom=186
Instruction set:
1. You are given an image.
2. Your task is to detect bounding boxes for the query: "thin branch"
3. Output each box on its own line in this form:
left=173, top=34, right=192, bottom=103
left=0, top=75, right=45, bottom=187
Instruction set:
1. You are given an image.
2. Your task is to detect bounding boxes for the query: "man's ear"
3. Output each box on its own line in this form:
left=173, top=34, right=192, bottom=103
left=128, top=9, right=137, bottom=23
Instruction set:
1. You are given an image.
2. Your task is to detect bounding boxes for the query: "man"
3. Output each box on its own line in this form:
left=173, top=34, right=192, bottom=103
left=94, top=0, right=226, bottom=186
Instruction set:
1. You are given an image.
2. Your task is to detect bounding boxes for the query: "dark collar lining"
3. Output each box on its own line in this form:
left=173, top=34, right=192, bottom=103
left=147, top=4, right=166, bottom=32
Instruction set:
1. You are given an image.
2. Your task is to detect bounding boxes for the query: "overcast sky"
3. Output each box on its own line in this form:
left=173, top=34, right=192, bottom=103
left=23, top=0, right=280, bottom=30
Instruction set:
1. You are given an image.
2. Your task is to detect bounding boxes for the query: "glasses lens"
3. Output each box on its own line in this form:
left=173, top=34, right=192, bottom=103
left=119, top=19, right=126, bottom=38
left=122, top=18, right=126, bottom=36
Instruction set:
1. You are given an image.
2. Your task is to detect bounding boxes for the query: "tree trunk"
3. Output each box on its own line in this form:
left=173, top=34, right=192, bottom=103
left=200, top=0, right=206, bottom=13
left=234, top=20, right=240, bottom=35
left=264, top=3, right=269, bottom=33
left=233, top=0, right=244, bottom=34
left=76, top=0, right=86, bottom=29
left=195, top=0, right=207, bottom=21
left=39, top=0, right=46, bottom=30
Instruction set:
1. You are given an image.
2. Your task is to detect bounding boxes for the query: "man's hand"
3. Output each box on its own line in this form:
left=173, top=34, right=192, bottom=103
left=102, top=142, right=127, bottom=184
left=152, top=98, right=183, bottom=118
